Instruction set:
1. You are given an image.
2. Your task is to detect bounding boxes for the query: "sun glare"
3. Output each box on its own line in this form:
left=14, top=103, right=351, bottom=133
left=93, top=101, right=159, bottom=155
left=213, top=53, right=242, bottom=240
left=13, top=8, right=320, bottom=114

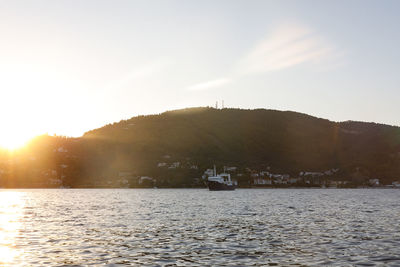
left=0, top=131, right=34, bottom=151
left=0, top=65, right=88, bottom=150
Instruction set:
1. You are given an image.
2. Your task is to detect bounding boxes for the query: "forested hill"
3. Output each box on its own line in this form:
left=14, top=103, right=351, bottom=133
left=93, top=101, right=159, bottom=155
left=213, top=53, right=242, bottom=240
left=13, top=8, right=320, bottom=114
left=1, top=107, right=400, bottom=187
left=82, top=107, right=400, bottom=180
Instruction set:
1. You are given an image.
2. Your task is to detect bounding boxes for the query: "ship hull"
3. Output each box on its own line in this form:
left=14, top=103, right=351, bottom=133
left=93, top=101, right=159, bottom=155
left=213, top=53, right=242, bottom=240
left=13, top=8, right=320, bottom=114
left=207, top=181, right=236, bottom=191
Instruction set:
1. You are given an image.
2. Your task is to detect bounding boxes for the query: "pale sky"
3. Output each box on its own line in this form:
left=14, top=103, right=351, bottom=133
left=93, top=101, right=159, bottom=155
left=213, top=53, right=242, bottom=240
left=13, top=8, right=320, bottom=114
left=0, top=0, right=399, bottom=148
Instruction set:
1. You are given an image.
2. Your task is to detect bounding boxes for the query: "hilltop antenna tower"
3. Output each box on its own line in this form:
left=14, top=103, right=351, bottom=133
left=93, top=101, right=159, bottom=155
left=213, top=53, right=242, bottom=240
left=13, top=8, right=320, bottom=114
left=222, top=100, right=224, bottom=109
left=215, top=101, right=218, bottom=109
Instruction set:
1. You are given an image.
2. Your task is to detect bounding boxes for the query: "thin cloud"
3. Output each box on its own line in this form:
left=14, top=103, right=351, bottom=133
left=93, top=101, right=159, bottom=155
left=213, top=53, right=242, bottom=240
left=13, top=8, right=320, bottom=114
left=187, top=77, right=232, bottom=91
left=187, top=22, right=342, bottom=92
left=236, top=23, right=337, bottom=74
left=104, top=60, right=170, bottom=91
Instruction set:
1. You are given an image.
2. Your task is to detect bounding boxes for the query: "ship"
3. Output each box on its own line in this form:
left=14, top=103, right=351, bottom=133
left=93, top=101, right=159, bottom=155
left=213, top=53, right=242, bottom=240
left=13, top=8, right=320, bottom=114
left=207, top=165, right=237, bottom=191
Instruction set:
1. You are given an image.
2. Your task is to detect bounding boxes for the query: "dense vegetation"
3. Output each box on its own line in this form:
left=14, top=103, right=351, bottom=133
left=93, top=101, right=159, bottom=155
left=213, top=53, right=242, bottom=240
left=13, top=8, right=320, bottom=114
left=1, top=107, right=400, bottom=188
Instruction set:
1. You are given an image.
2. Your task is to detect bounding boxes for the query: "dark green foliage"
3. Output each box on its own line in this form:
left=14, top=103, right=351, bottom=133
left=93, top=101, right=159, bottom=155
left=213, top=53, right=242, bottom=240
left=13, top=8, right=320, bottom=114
left=79, top=107, right=400, bottom=185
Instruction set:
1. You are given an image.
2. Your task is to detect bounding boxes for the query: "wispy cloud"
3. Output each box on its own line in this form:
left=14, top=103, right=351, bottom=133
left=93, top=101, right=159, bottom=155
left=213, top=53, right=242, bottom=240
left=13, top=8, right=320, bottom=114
left=236, top=23, right=337, bottom=75
left=104, top=60, right=170, bottom=91
left=187, top=77, right=232, bottom=91
left=187, top=22, right=342, bottom=91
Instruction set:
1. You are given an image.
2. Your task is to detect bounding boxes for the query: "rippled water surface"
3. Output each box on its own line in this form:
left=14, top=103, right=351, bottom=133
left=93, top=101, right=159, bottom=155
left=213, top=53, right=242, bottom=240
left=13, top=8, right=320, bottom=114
left=1, top=189, right=400, bottom=266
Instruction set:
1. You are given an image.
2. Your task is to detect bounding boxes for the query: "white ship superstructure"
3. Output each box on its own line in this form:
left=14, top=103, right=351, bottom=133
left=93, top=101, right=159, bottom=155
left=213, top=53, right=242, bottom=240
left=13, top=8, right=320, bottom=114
left=207, top=165, right=236, bottom=191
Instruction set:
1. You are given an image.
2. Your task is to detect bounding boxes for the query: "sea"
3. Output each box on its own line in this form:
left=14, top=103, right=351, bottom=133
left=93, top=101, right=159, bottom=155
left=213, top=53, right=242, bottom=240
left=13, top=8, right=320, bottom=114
left=0, top=189, right=399, bottom=266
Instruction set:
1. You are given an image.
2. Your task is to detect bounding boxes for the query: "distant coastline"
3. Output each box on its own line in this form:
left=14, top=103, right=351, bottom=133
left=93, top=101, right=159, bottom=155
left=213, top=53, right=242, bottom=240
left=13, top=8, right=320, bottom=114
left=1, top=107, right=400, bottom=189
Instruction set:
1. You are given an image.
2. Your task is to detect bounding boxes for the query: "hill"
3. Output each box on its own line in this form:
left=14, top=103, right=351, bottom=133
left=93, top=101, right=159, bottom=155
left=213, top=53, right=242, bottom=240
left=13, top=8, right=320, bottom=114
left=1, top=107, right=400, bottom=187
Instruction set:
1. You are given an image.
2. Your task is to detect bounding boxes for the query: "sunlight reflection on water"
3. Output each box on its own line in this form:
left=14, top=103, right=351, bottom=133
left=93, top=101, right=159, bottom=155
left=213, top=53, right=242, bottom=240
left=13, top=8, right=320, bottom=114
left=0, top=192, right=25, bottom=265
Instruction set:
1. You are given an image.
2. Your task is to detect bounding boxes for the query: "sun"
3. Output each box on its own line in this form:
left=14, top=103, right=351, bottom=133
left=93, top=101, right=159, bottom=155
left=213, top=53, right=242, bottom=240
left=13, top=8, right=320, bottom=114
left=0, top=65, right=88, bottom=149
left=0, top=131, right=34, bottom=151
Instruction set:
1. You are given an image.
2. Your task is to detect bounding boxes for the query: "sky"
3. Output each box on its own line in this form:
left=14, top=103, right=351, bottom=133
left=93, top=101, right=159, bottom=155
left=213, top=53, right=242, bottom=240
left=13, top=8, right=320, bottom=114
left=0, top=0, right=400, bottom=148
